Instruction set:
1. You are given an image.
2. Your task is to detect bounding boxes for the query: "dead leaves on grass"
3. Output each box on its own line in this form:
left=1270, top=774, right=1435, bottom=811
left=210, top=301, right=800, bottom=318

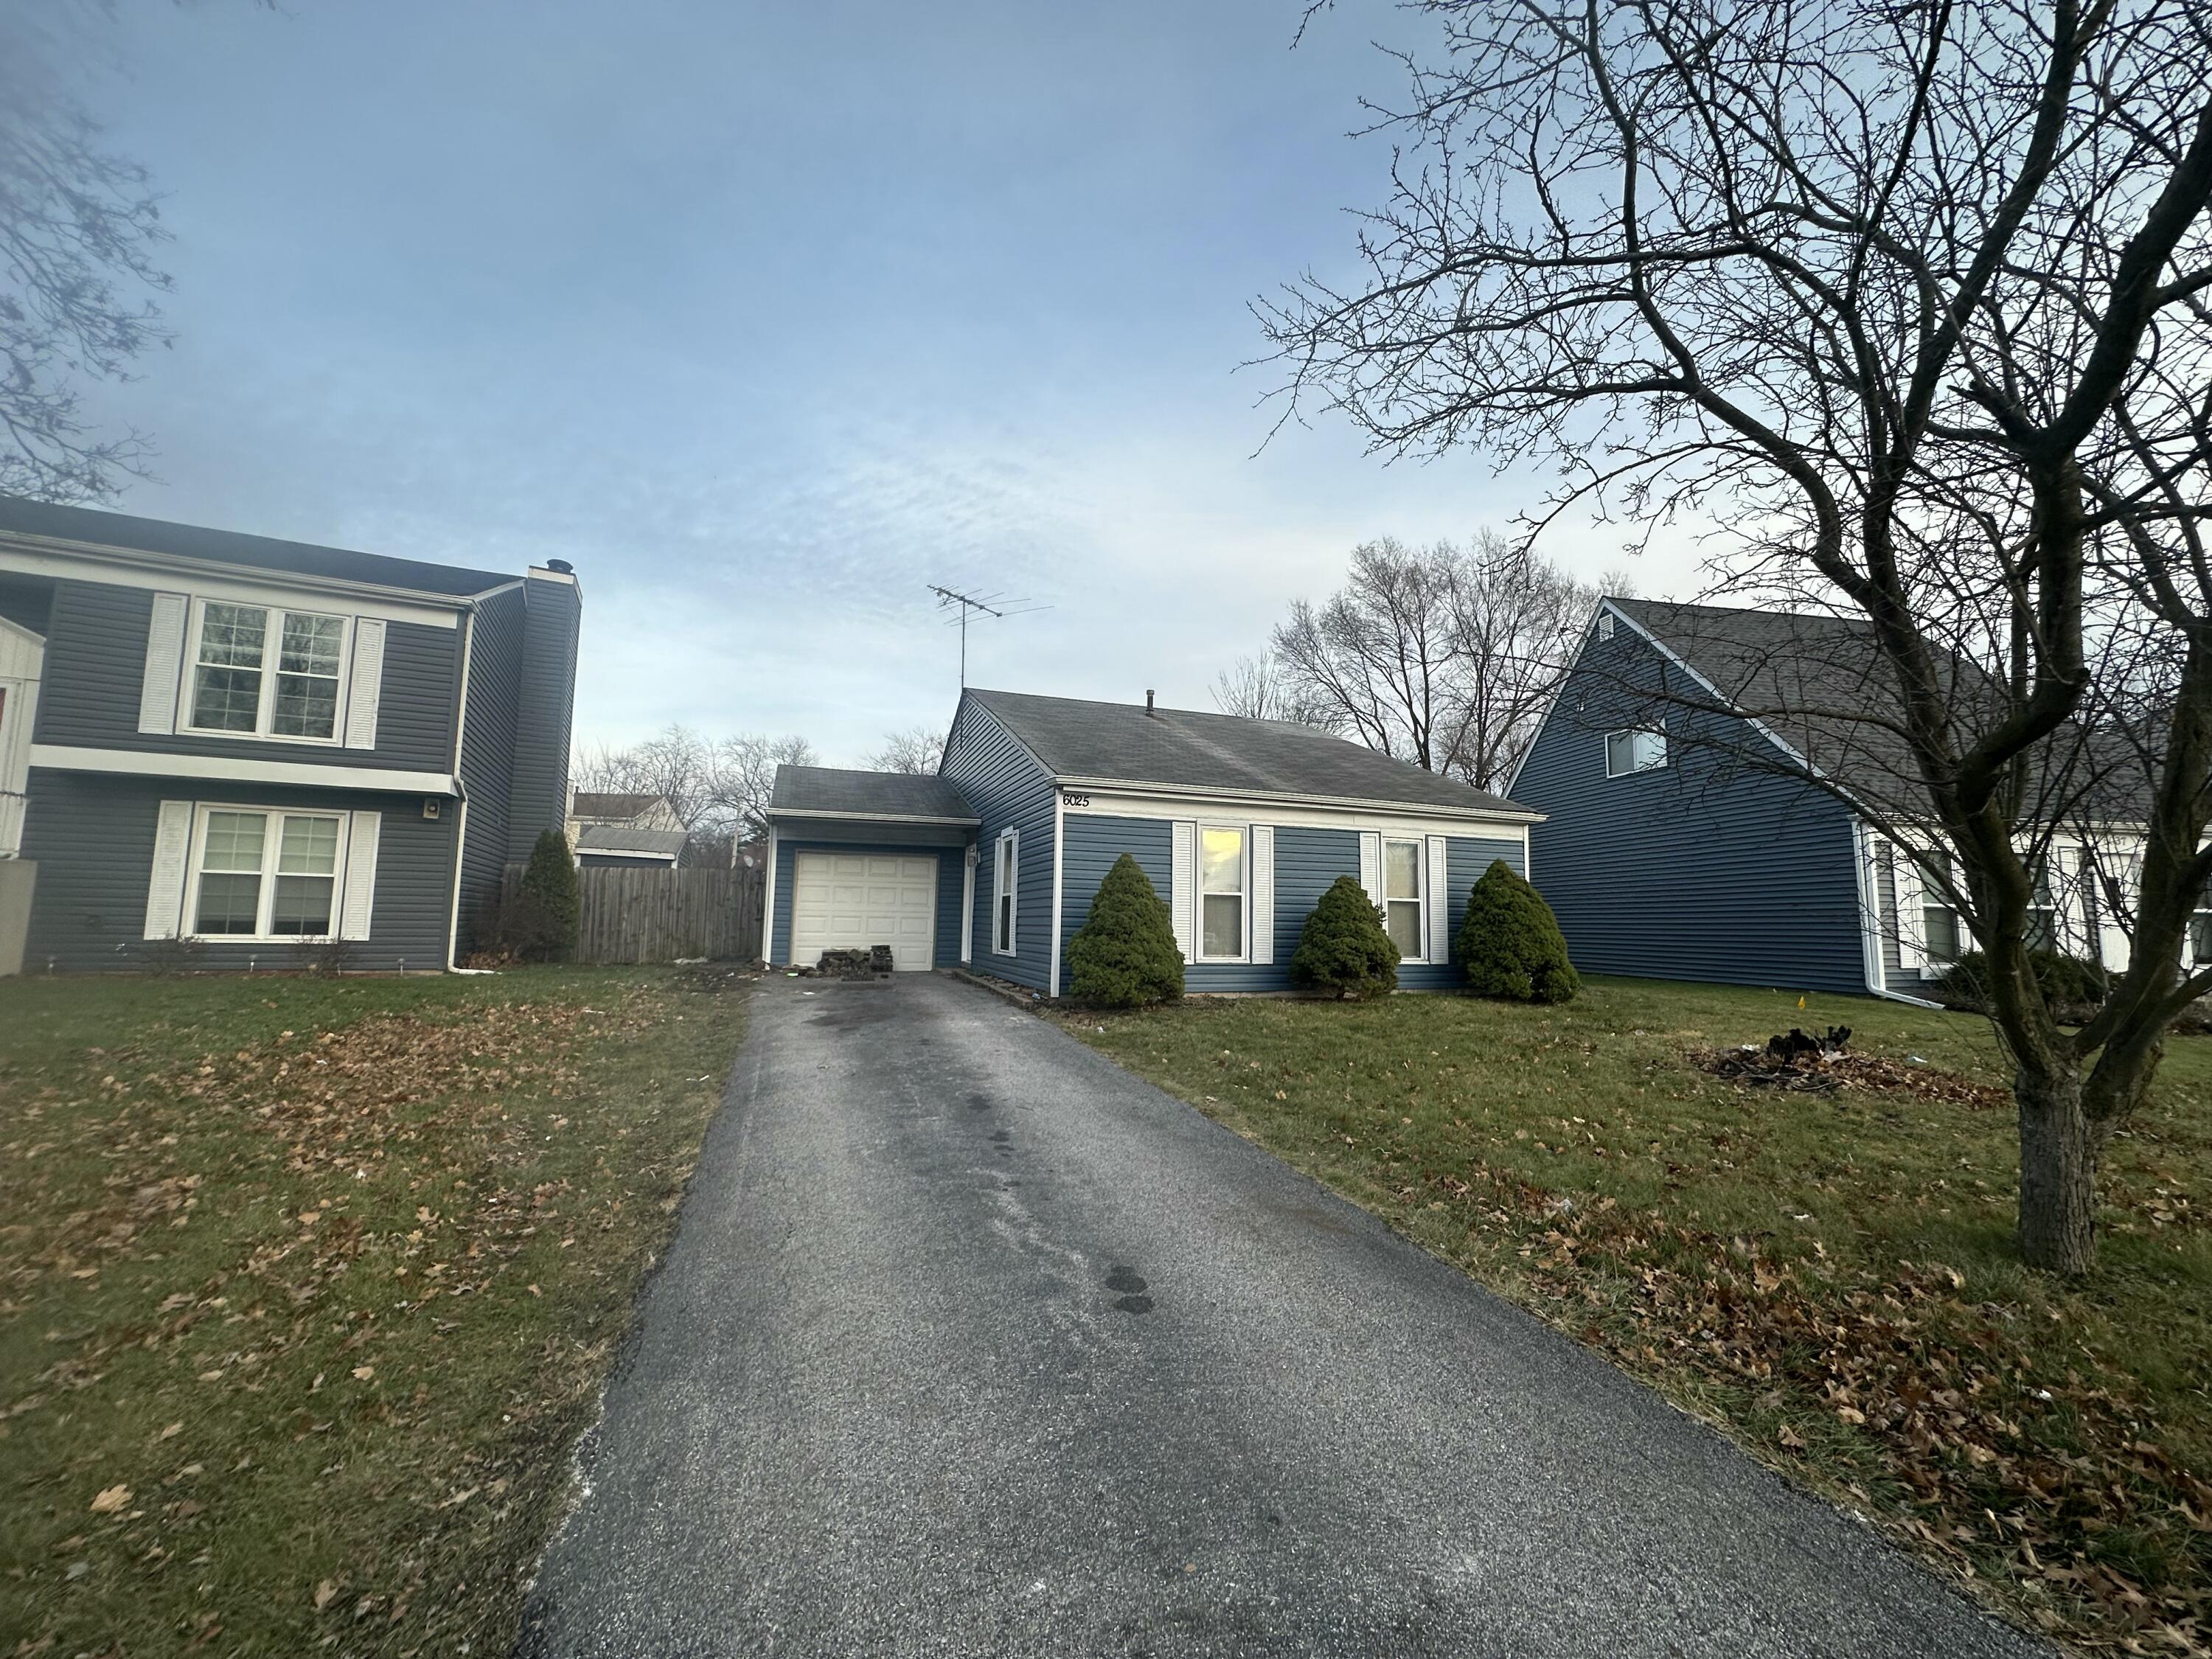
left=1426, top=1161, right=2211, bottom=1654
left=1692, top=1046, right=2011, bottom=1110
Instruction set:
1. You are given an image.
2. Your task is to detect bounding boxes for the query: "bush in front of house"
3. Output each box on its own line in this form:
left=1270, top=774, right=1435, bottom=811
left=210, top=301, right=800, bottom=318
left=1455, top=858, right=1579, bottom=1004
left=1067, top=852, right=1184, bottom=1007
left=1936, top=947, right=2105, bottom=1012
left=498, top=828, right=581, bottom=962
left=1291, top=874, right=1400, bottom=999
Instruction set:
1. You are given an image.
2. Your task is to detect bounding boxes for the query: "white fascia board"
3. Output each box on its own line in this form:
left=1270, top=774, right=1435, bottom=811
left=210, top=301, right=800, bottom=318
left=0, top=535, right=476, bottom=627
left=768, top=807, right=981, bottom=827
left=1055, top=779, right=1542, bottom=832
left=31, top=742, right=459, bottom=796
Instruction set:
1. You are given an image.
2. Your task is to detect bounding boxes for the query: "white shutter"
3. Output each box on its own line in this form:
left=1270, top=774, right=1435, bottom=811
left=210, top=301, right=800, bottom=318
left=1249, top=824, right=1274, bottom=965
left=1358, top=830, right=1382, bottom=908
left=139, top=593, right=189, bottom=734
left=143, top=799, right=193, bottom=939
left=344, top=618, right=386, bottom=750
left=1891, top=843, right=1929, bottom=973
left=1169, top=819, right=1196, bottom=964
left=339, top=810, right=381, bottom=940
left=1426, top=835, right=1451, bottom=964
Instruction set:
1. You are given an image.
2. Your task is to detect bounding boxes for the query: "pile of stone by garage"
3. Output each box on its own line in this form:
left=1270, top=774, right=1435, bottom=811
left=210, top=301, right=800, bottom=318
left=793, top=945, right=894, bottom=979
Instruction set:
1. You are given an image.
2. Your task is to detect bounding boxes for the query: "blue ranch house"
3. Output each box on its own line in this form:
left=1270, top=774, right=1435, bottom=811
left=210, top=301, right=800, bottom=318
left=762, top=689, right=1540, bottom=994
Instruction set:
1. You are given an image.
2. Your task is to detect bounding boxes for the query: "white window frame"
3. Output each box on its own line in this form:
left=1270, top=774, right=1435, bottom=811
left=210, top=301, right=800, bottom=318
left=992, top=828, right=1018, bottom=956
left=181, top=802, right=349, bottom=942
left=1195, top=822, right=1249, bottom=963
left=1604, top=727, right=1668, bottom=778
left=1596, top=611, right=1615, bottom=641
left=181, top=597, right=353, bottom=745
left=1915, top=848, right=1966, bottom=970
left=1381, top=835, right=1427, bottom=964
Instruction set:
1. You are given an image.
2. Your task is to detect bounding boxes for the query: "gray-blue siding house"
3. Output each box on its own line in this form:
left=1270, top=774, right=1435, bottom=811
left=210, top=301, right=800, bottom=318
left=762, top=689, right=1539, bottom=993
left=1511, top=597, right=1975, bottom=1003
left=0, top=498, right=580, bottom=974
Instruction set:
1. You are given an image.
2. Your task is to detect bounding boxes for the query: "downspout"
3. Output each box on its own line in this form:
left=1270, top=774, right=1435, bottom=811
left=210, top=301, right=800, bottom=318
left=1048, top=788, right=1065, bottom=998
left=443, top=602, right=479, bottom=970
left=759, top=827, right=778, bottom=966
left=1852, top=818, right=1944, bottom=1009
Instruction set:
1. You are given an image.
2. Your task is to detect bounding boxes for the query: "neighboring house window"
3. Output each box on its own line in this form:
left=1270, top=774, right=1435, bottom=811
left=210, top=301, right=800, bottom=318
left=187, top=601, right=347, bottom=741
left=2026, top=857, right=2059, bottom=953
left=1918, top=849, right=1964, bottom=966
left=2191, top=897, right=2212, bottom=967
left=1383, top=838, right=1424, bottom=960
left=189, top=808, right=343, bottom=939
left=1199, top=825, right=1246, bottom=959
left=1604, top=728, right=1667, bottom=776
left=993, top=830, right=1018, bottom=955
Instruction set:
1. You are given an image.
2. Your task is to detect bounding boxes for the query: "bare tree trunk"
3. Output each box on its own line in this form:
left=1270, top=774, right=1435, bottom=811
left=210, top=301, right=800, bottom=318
left=2014, top=1063, right=2101, bottom=1276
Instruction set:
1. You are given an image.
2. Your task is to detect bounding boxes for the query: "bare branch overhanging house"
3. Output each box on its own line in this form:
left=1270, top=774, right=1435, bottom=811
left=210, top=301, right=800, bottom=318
left=1509, top=597, right=2175, bottom=1004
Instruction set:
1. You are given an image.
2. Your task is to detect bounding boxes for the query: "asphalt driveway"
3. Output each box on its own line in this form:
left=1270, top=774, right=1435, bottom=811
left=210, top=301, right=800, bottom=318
left=519, top=973, right=2045, bottom=1658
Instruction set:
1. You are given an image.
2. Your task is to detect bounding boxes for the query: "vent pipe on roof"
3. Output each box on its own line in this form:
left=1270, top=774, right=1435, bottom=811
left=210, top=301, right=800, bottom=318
left=1146, top=689, right=1156, bottom=716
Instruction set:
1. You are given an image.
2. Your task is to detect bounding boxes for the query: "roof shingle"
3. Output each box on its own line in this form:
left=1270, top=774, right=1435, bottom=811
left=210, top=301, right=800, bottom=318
left=770, top=766, right=978, bottom=821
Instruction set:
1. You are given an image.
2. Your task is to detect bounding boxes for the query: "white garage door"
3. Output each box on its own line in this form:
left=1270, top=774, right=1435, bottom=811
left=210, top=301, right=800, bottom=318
left=790, top=852, right=938, bottom=970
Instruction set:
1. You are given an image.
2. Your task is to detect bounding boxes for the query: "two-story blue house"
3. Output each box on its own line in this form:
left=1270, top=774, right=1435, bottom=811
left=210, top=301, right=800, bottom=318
left=0, top=497, right=580, bottom=974
left=761, top=688, right=1540, bottom=992
left=1509, top=595, right=2132, bottom=1003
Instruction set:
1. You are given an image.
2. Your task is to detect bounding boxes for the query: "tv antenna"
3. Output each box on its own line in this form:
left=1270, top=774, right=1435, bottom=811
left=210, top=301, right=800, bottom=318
left=928, top=584, right=1050, bottom=686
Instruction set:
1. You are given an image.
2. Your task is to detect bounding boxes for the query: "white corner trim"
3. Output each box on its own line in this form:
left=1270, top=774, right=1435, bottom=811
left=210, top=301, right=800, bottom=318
left=31, top=742, right=459, bottom=796
left=1049, top=791, right=1065, bottom=997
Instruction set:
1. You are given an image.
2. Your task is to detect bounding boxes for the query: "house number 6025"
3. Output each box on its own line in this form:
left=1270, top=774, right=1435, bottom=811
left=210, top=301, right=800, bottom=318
left=1062, top=793, right=1091, bottom=808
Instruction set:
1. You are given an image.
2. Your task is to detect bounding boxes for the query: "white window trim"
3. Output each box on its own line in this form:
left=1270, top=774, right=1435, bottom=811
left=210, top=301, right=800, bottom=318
left=179, top=597, right=353, bottom=746
left=1603, top=727, right=1668, bottom=778
left=992, top=827, right=1018, bottom=956
left=181, top=802, right=350, bottom=943
left=1195, top=821, right=1251, bottom=964
left=1596, top=611, right=1615, bottom=641
left=1382, top=835, right=1428, bottom=964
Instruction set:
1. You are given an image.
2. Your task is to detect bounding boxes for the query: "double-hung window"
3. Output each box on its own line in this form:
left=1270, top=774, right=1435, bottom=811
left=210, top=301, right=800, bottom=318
left=188, top=601, right=348, bottom=742
left=1382, top=838, right=1425, bottom=959
left=2026, top=856, right=2060, bottom=953
left=1604, top=727, right=1667, bottom=777
left=1199, top=826, right=1246, bottom=960
left=189, top=808, right=344, bottom=939
left=1917, top=849, right=1964, bottom=967
left=993, top=830, right=1018, bottom=955
left=2192, top=891, right=2212, bottom=967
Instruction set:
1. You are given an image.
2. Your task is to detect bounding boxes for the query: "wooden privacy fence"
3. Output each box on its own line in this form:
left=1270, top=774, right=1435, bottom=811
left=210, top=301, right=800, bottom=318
left=505, top=863, right=764, bottom=964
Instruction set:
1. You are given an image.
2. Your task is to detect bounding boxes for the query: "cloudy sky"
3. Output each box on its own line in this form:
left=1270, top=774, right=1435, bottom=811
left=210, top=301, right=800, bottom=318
left=71, top=0, right=1691, bottom=763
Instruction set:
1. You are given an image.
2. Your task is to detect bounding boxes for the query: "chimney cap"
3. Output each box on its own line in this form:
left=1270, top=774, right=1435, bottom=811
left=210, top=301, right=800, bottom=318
left=545, top=558, right=574, bottom=574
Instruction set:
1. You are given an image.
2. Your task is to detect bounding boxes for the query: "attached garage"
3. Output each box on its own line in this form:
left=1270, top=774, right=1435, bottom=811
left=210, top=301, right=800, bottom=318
left=790, top=851, right=939, bottom=970
left=762, top=766, right=981, bottom=973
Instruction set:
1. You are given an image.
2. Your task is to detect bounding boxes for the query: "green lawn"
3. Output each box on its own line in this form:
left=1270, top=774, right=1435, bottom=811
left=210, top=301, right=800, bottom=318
left=1, top=964, right=748, bottom=1658
left=1065, top=977, right=2211, bottom=1655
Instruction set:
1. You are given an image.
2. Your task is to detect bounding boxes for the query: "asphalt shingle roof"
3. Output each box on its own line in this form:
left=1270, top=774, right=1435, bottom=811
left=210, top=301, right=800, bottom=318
left=0, top=495, right=520, bottom=598
left=964, top=689, right=1534, bottom=816
left=570, top=792, right=666, bottom=821
left=770, top=766, right=979, bottom=821
left=574, top=825, right=687, bottom=857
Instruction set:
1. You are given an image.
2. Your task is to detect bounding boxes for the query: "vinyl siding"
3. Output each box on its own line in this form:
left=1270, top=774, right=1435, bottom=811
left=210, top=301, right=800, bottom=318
left=1514, top=622, right=1868, bottom=993
left=941, top=698, right=1057, bottom=990
left=19, top=769, right=456, bottom=973
left=767, top=840, right=964, bottom=970
left=32, top=579, right=457, bottom=773
left=504, top=575, right=580, bottom=860
left=454, top=588, right=522, bottom=953
left=1059, top=815, right=1527, bottom=992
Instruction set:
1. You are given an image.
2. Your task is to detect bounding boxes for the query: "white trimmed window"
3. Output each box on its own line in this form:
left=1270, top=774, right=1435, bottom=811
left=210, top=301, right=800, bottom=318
left=1199, top=825, right=1247, bottom=960
left=1604, top=727, right=1668, bottom=777
left=992, top=829, right=1018, bottom=955
left=187, top=807, right=344, bottom=939
left=1382, top=838, right=1425, bottom=960
left=186, top=600, right=349, bottom=742
left=1917, top=850, right=1964, bottom=967
left=2192, top=895, right=2212, bottom=967
left=2026, top=856, right=2060, bottom=953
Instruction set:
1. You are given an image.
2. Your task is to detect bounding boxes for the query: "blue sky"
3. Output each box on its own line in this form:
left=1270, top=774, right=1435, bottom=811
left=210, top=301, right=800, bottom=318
left=75, top=0, right=1688, bottom=762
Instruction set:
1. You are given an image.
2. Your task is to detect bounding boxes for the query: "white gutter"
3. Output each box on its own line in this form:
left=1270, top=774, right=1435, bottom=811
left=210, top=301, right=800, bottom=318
left=0, top=528, right=495, bottom=613
left=768, top=807, right=979, bottom=827
left=1851, top=818, right=1944, bottom=1008
left=1053, top=774, right=1543, bottom=825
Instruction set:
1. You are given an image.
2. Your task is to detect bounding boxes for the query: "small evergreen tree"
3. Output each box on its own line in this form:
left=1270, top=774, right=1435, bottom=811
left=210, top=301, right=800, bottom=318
left=1291, top=874, right=1400, bottom=999
left=1067, top=853, right=1183, bottom=1006
left=515, top=828, right=582, bottom=962
left=1455, top=859, right=1579, bottom=1004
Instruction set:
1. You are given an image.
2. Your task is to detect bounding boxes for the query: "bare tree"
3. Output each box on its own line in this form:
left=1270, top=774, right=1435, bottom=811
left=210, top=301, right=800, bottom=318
left=1259, top=534, right=1601, bottom=790
left=574, top=726, right=816, bottom=838
left=0, top=6, right=171, bottom=503
left=866, top=726, right=946, bottom=774
left=1264, top=0, right=2212, bottom=1273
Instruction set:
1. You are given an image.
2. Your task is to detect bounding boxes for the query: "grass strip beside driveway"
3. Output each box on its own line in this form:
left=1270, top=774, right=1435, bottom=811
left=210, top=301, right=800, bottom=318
left=1, top=965, right=747, bottom=1658
left=1065, top=977, right=2211, bottom=1655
